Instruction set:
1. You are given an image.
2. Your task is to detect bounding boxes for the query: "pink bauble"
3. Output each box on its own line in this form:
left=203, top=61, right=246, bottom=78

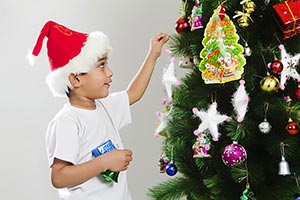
left=222, top=142, right=247, bottom=167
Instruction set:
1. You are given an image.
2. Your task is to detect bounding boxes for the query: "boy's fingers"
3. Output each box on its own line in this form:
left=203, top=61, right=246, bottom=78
left=155, top=33, right=168, bottom=39
left=124, top=149, right=133, bottom=156
left=158, top=33, right=169, bottom=41
left=127, top=156, right=133, bottom=161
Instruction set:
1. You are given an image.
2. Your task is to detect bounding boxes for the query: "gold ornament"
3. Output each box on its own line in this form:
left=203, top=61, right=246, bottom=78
left=237, top=14, right=251, bottom=28
left=242, top=0, right=256, bottom=13
left=260, top=75, right=279, bottom=92
left=234, top=11, right=253, bottom=28
left=234, top=0, right=256, bottom=28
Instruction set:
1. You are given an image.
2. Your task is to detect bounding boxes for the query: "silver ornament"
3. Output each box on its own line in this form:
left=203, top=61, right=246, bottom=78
left=278, top=143, right=291, bottom=176
left=179, top=57, right=195, bottom=69
left=258, top=119, right=272, bottom=134
left=244, top=42, right=252, bottom=56
left=278, top=156, right=291, bottom=176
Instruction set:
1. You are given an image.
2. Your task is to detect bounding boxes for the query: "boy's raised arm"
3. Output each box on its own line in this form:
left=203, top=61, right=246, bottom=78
left=126, top=33, right=169, bottom=105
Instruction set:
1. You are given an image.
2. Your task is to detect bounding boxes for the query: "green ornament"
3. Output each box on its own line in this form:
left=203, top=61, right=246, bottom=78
left=240, top=188, right=256, bottom=200
left=99, top=170, right=119, bottom=183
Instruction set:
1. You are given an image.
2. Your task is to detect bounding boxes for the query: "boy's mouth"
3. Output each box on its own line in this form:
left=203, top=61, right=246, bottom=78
left=104, top=82, right=111, bottom=87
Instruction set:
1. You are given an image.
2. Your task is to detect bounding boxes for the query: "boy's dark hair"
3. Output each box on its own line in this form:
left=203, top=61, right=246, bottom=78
left=66, top=87, right=71, bottom=98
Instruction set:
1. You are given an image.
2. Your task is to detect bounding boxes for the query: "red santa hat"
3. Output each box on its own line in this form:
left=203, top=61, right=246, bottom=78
left=27, top=20, right=112, bottom=97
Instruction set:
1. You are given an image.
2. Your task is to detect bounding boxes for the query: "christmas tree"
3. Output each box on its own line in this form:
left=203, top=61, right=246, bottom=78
left=149, top=0, right=300, bottom=199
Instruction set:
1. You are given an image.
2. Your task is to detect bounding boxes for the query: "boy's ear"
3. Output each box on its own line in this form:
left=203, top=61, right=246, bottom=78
left=68, top=73, right=81, bottom=88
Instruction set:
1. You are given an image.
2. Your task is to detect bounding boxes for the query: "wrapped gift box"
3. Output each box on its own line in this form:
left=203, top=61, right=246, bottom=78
left=273, top=0, right=300, bottom=40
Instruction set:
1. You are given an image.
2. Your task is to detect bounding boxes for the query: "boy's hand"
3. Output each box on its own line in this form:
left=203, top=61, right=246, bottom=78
left=126, top=32, right=169, bottom=105
left=102, top=149, right=133, bottom=172
left=148, top=33, right=170, bottom=59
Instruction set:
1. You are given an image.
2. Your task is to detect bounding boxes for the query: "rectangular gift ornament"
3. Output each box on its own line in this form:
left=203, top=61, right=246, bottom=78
left=273, top=0, right=300, bottom=40
left=92, top=139, right=116, bottom=157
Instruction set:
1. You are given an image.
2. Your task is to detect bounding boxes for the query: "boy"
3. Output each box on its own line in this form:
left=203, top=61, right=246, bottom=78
left=28, top=20, right=169, bottom=199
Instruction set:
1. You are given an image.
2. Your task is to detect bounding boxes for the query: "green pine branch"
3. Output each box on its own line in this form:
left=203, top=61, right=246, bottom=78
left=151, top=0, right=300, bottom=199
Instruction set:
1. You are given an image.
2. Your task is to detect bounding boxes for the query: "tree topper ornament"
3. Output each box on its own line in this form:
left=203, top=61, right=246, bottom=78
left=278, top=44, right=300, bottom=90
left=192, top=101, right=231, bottom=141
left=162, top=49, right=181, bottom=102
left=232, top=80, right=249, bottom=122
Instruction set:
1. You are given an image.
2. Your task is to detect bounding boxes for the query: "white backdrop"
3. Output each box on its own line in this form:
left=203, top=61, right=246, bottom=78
left=0, top=0, right=182, bottom=199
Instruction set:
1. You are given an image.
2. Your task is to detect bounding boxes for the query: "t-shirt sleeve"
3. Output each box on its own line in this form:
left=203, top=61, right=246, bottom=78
left=100, top=91, right=132, bottom=130
left=46, top=116, right=79, bottom=167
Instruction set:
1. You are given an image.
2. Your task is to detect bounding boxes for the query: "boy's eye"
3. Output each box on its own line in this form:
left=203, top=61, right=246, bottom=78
left=98, top=61, right=107, bottom=68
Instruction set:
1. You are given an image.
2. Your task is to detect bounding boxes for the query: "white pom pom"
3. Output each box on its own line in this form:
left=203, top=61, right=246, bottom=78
left=26, top=50, right=37, bottom=66
left=192, top=107, right=199, bottom=114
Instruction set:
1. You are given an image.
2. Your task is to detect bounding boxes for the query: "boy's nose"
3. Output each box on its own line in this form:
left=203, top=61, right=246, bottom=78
left=106, top=66, right=113, bottom=77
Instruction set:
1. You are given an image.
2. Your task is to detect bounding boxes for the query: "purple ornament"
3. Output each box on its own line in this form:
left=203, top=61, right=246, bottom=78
left=222, top=141, right=247, bottom=167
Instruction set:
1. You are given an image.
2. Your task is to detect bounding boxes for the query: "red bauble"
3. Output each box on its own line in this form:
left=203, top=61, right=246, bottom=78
left=270, top=60, right=283, bottom=74
left=296, top=87, right=300, bottom=101
left=175, top=17, right=189, bottom=34
left=285, top=121, right=299, bottom=135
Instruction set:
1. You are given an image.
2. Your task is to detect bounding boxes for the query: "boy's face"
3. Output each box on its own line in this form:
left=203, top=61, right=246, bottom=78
left=79, top=54, right=113, bottom=99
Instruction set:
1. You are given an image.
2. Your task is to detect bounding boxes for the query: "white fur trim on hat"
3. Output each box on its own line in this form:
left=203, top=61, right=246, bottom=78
left=46, top=31, right=112, bottom=97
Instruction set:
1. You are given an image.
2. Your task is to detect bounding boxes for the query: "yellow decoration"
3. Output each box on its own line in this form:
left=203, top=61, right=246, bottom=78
left=260, top=75, right=280, bottom=92
left=242, top=0, right=256, bottom=13
left=234, top=0, right=256, bottom=27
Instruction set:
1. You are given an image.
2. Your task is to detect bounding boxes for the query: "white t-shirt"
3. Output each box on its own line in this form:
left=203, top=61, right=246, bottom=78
left=46, top=91, right=132, bottom=200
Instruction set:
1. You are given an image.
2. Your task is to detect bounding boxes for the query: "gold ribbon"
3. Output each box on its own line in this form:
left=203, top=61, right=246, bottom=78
left=284, top=1, right=296, bottom=32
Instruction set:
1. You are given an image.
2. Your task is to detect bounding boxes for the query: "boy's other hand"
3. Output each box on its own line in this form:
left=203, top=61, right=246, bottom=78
left=103, top=149, right=133, bottom=172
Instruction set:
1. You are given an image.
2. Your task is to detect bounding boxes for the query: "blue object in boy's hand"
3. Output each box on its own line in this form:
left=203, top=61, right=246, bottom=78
left=92, top=140, right=116, bottom=157
left=92, top=140, right=119, bottom=183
